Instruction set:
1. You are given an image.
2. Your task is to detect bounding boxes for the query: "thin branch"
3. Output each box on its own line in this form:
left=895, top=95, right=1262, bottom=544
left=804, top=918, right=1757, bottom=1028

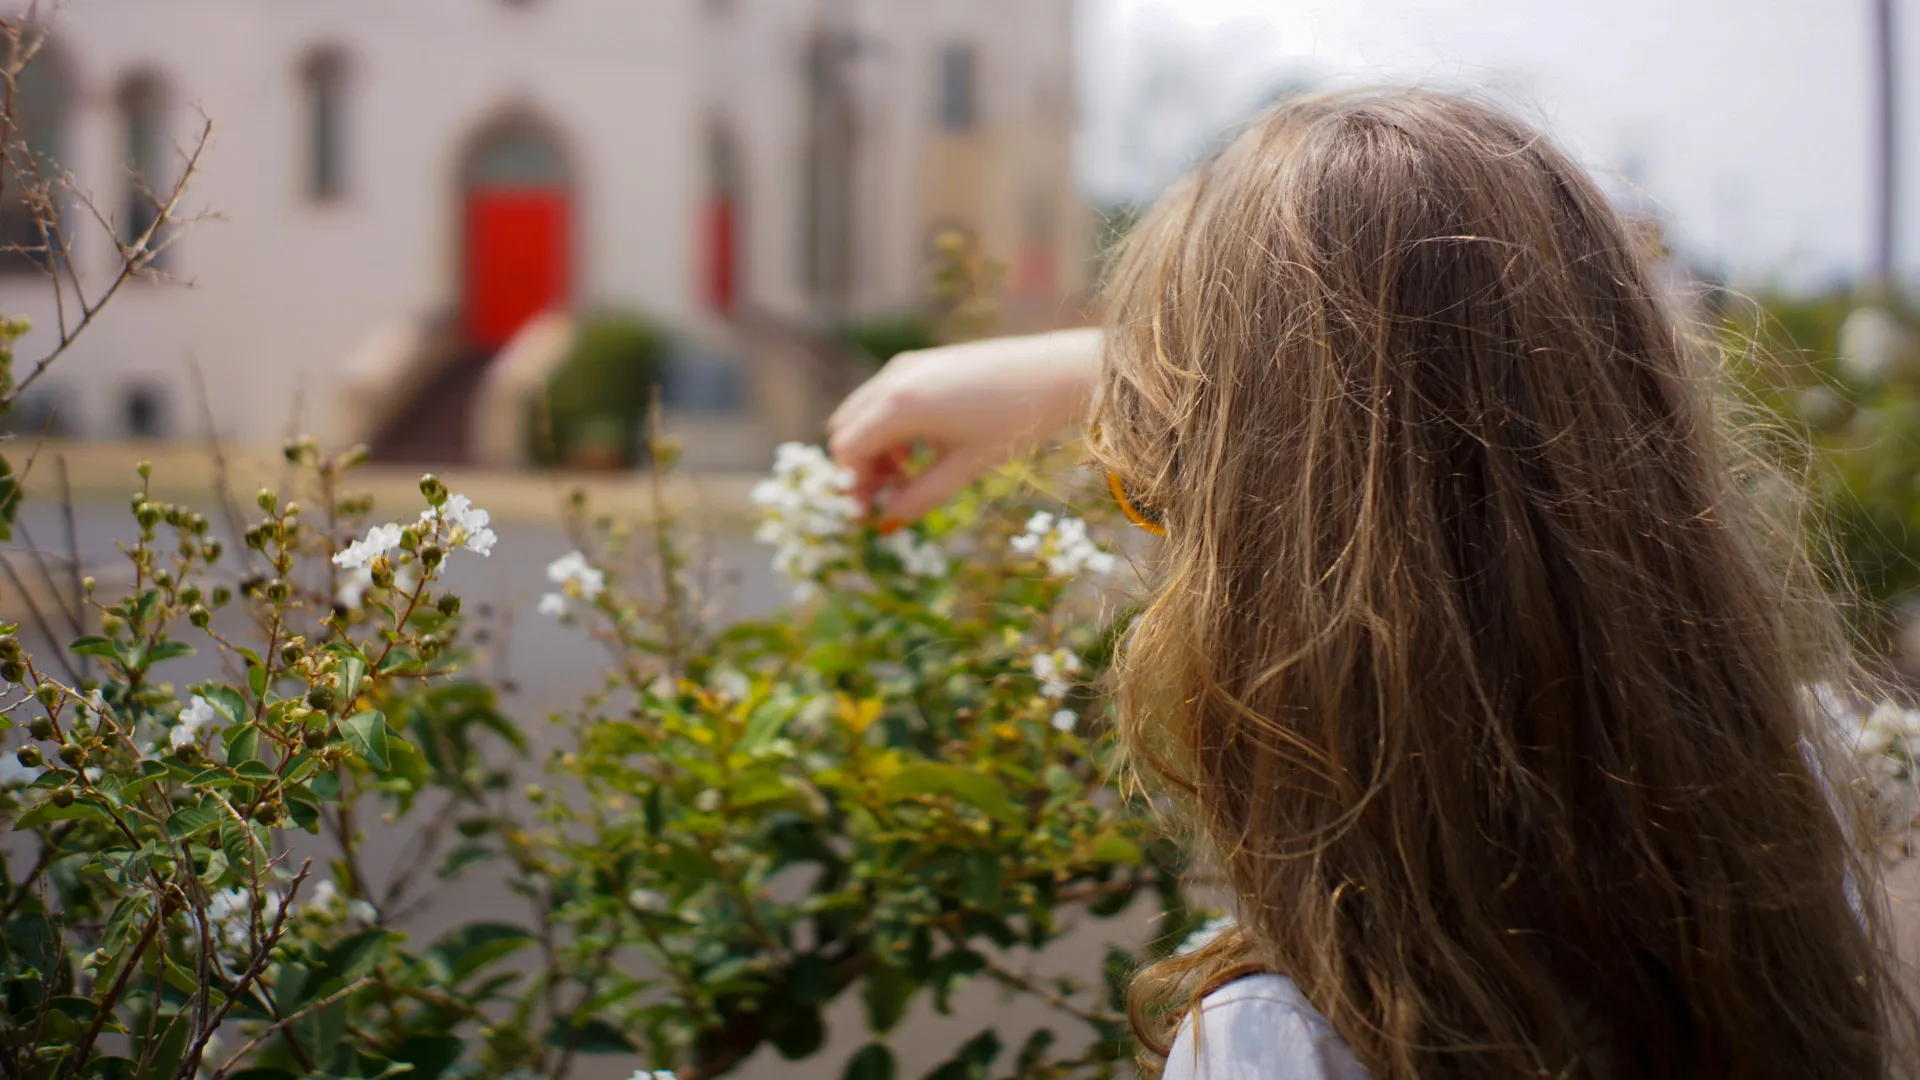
left=206, top=977, right=370, bottom=1080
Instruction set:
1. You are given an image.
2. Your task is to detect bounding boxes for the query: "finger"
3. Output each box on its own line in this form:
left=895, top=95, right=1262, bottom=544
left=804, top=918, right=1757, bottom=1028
left=851, top=444, right=911, bottom=507
left=828, top=367, right=897, bottom=433
left=827, top=391, right=925, bottom=475
left=876, top=445, right=990, bottom=527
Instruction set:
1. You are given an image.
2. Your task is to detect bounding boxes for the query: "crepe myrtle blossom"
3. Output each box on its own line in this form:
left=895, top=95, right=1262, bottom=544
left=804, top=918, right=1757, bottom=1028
left=421, top=492, right=498, bottom=557
left=1010, top=512, right=1117, bottom=578
left=751, top=443, right=863, bottom=598
left=629, top=1071, right=677, bottom=1080
left=542, top=550, right=606, bottom=619
left=882, top=528, right=948, bottom=578
left=1050, top=709, right=1078, bottom=733
left=1031, top=649, right=1082, bottom=701
left=304, top=879, right=377, bottom=927
left=172, top=695, right=219, bottom=750
left=1177, top=913, right=1236, bottom=956
left=333, top=522, right=403, bottom=572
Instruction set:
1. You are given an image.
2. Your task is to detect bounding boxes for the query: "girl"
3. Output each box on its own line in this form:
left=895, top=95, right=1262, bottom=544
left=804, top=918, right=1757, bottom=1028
left=828, top=90, right=1908, bottom=1079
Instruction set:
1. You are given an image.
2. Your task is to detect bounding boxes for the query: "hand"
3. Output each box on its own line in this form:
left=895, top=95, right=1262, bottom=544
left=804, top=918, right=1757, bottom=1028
left=827, top=328, right=1102, bottom=526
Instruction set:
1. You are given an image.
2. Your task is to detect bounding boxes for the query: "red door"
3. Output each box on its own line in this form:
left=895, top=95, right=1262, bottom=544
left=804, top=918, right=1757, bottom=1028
left=463, top=188, right=569, bottom=349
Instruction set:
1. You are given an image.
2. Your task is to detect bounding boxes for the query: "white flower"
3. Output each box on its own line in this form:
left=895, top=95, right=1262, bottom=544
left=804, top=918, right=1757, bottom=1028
left=629, top=1070, right=677, bottom=1080
left=83, top=766, right=103, bottom=784
left=305, top=879, right=377, bottom=927
left=1010, top=512, right=1117, bottom=578
left=1030, top=649, right=1082, bottom=701
left=694, top=789, right=723, bottom=813
left=172, top=695, right=219, bottom=749
left=628, top=888, right=671, bottom=913
left=538, top=592, right=569, bottom=618
left=422, top=493, right=498, bottom=557
left=546, top=551, right=605, bottom=603
left=336, top=567, right=374, bottom=609
left=711, top=668, right=751, bottom=702
left=1050, top=709, right=1078, bottom=733
left=882, top=530, right=948, bottom=577
left=752, top=443, right=863, bottom=600
left=1176, top=913, right=1235, bottom=956
left=333, top=522, right=404, bottom=571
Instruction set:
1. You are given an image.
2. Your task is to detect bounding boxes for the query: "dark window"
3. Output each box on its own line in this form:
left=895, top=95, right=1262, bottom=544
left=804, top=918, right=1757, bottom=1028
left=124, top=383, right=168, bottom=438
left=301, top=48, right=349, bottom=201
left=938, top=43, right=976, bottom=132
left=662, top=343, right=747, bottom=412
left=117, top=72, right=169, bottom=267
left=1, top=39, right=73, bottom=274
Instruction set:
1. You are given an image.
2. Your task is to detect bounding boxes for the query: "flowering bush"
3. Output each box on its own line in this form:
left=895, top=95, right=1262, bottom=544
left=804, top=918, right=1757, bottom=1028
left=0, top=405, right=1210, bottom=1079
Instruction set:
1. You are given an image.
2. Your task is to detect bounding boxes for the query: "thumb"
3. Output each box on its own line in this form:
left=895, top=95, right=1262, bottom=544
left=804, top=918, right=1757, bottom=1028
left=876, top=445, right=991, bottom=528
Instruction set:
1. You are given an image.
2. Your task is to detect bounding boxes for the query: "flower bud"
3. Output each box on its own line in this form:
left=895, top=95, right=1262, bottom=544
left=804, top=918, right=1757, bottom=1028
left=57, top=744, right=85, bottom=767
left=81, top=576, right=96, bottom=595
left=279, top=641, right=304, bottom=666
left=239, top=573, right=267, bottom=598
left=283, top=439, right=305, bottom=464
left=179, top=584, right=201, bottom=605
left=343, top=443, right=372, bottom=469
left=437, top=594, right=462, bottom=617
left=244, top=525, right=267, bottom=551
left=0, top=635, right=19, bottom=658
left=0, top=660, right=25, bottom=683
left=189, top=513, right=209, bottom=535
left=154, top=568, right=173, bottom=589
left=202, top=540, right=223, bottom=563
left=136, top=460, right=152, bottom=480
left=34, top=684, right=56, bottom=708
left=420, top=544, right=444, bottom=570
left=254, top=802, right=279, bottom=826
left=135, top=502, right=162, bottom=529
left=256, top=488, right=277, bottom=513
left=400, top=526, right=421, bottom=553
left=51, top=788, right=74, bottom=808
left=370, top=557, right=395, bottom=589
left=188, top=604, right=211, bottom=628
left=419, top=473, right=448, bottom=507
left=304, top=727, right=328, bottom=750
left=28, top=717, right=54, bottom=741
left=175, top=743, right=200, bottom=765
left=210, top=584, right=232, bottom=607
left=306, top=684, right=336, bottom=712
left=16, top=746, right=41, bottom=768
left=265, top=579, right=290, bottom=603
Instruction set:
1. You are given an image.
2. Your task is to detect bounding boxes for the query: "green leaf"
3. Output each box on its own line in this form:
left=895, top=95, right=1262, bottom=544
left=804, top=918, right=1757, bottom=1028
left=0, top=454, right=17, bottom=540
left=310, top=770, right=341, bottom=800
left=427, top=922, right=534, bottom=984
left=1088, top=834, right=1142, bottom=864
left=386, top=1035, right=464, bottom=1080
left=226, top=726, right=262, bottom=765
left=327, top=643, right=370, bottom=705
left=201, top=685, right=251, bottom=727
left=220, top=815, right=267, bottom=880
left=542, top=1016, right=636, bottom=1054
left=885, top=764, right=1022, bottom=825
left=863, top=961, right=916, bottom=1033
left=146, top=640, right=196, bottom=664
left=342, top=710, right=389, bottom=771
left=13, top=798, right=113, bottom=830
left=316, top=928, right=402, bottom=998
left=743, top=694, right=791, bottom=750
left=768, top=1001, right=826, bottom=1060
left=787, top=952, right=838, bottom=1004
left=248, top=662, right=268, bottom=697
left=166, top=805, right=219, bottom=841
left=68, top=635, right=119, bottom=660
left=844, top=1044, right=896, bottom=1080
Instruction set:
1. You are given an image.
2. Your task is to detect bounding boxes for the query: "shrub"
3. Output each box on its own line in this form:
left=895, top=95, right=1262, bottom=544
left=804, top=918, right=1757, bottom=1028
left=536, top=314, right=668, bottom=469
left=837, top=317, right=940, bottom=368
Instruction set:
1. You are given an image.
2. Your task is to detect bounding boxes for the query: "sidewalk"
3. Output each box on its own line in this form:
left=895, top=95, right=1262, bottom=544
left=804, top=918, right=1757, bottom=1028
left=8, top=439, right=766, bottom=524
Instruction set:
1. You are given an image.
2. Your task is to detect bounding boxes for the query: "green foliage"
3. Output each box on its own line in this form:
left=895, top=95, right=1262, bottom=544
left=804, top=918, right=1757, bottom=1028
left=837, top=317, right=940, bottom=368
left=536, top=313, right=668, bottom=469
left=1724, top=291, right=1920, bottom=643
left=0, top=414, right=1186, bottom=1079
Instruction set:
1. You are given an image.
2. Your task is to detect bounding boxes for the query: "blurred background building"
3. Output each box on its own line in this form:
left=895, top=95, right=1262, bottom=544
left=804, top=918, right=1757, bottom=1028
left=0, top=0, right=1089, bottom=469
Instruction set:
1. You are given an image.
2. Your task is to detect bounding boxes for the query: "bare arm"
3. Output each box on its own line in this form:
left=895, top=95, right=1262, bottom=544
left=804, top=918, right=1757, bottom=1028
left=827, top=328, right=1102, bottom=526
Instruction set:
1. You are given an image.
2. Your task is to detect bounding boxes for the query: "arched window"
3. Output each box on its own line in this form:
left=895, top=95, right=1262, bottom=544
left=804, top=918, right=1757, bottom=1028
left=117, top=71, right=169, bottom=265
left=1, top=38, right=73, bottom=273
left=300, top=47, right=349, bottom=201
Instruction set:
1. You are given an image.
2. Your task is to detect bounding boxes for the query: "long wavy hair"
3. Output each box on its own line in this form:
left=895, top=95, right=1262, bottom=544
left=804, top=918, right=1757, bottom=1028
left=1091, top=89, right=1908, bottom=1078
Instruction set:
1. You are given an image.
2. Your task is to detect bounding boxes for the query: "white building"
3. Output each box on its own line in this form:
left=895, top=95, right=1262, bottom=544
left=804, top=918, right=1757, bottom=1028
left=0, top=0, right=1088, bottom=468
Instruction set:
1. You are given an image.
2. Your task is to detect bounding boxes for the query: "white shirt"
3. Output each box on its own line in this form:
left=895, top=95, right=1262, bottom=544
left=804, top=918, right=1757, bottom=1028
left=1164, top=974, right=1371, bottom=1080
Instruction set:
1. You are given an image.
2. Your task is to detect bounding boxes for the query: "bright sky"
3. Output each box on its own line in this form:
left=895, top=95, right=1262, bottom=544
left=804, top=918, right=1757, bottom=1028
left=1078, top=0, right=1914, bottom=291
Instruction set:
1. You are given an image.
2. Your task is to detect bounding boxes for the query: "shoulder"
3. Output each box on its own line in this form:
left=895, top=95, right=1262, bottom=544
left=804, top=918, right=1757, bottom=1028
left=1163, top=974, right=1370, bottom=1080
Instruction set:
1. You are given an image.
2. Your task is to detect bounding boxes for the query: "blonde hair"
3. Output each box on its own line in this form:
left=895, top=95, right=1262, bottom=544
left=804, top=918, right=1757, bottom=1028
left=1093, top=89, right=1905, bottom=1078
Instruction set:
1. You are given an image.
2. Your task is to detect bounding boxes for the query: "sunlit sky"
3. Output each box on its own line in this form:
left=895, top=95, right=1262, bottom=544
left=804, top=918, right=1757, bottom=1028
left=1078, top=0, right=1917, bottom=290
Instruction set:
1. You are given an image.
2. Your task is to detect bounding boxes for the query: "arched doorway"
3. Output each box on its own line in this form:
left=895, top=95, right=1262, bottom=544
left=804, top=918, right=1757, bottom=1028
left=460, top=118, right=571, bottom=349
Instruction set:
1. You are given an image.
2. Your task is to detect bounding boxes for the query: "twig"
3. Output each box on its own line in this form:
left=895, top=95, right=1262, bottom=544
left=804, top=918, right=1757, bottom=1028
left=0, top=550, right=78, bottom=682
left=66, top=910, right=164, bottom=1075
left=206, top=977, right=370, bottom=1080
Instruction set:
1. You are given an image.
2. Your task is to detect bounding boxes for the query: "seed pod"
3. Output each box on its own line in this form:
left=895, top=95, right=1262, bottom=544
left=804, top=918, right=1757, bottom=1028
left=420, top=545, right=444, bottom=570
left=16, top=746, right=41, bottom=768
left=0, top=634, right=19, bottom=658
left=28, top=718, right=54, bottom=741
left=304, top=727, right=328, bottom=750
left=175, top=743, right=200, bottom=765
left=1, top=660, right=25, bottom=683
left=306, top=684, right=336, bottom=712
left=51, top=788, right=74, bottom=808
left=57, top=744, right=85, bottom=767
left=254, top=803, right=279, bottom=826
left=34, top=684, right=56, bottom=708
left=437, top=594, right=462, bottom=617
left=280, top=641, right=304, bottom=666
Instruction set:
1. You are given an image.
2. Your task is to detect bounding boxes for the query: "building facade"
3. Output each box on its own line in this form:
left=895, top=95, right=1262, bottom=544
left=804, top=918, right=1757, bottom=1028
left=0, top=0, right=1087, bottom=465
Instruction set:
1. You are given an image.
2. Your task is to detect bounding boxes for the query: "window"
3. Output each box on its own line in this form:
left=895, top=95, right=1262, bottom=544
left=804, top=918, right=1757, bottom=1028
left=938, top=42, right=976, bottom=132
left=117, top=72, right=169, bottom=266
left=123, top=383, right=169, bottom=438
left=301, top=48, right=349, bottom=201
left=0, top=38, right=73, bottom=273
left=703, top=124, right=742, bottom=312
